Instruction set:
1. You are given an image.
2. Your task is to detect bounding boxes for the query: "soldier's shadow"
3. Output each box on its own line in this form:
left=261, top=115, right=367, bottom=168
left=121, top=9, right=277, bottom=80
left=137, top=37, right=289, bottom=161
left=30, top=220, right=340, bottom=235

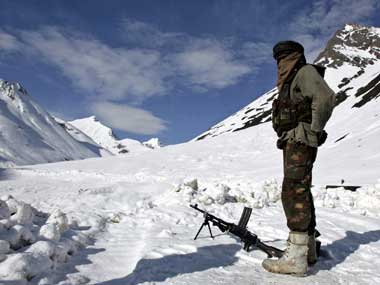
left=310, top=230, right=380, bottom=274
left=95, top=244, right=240, bottom=285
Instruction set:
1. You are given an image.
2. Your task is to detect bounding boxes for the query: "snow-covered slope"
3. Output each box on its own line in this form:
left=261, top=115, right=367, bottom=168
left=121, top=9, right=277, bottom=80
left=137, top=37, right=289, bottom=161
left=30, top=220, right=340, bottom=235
left=0, top=24, right=379, bottom=284
left=194, top=24, right=380, bottom=143
left=69, top=116, right=160, bottom=155
left=0, top=119, right=379, bottom=283
left=54, top=117, right=112, bottom=157
left=143, top=138, right=162, bottom=149
left=0, top=80, right=101, bottom=167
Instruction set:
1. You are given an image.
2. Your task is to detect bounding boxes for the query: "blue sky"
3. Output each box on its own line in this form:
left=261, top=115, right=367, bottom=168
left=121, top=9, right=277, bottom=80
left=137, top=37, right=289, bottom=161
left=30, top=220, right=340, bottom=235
left=0, top=0, right=379, bottom=144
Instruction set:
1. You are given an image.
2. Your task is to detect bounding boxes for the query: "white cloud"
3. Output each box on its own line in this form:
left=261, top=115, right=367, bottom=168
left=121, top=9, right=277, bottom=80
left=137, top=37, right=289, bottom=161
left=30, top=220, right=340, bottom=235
left=293, top=34, right=326, bottom=63
left=173, top=39, right=251, bottom=89
left=291, top=0, right=379, bottom=35
left=20, top=27, right=167, bottom=102
left=0, top=30, right=20, bottom=51
left=122, top=19, right=185, bottom=48
left=240, top=42, right=273, bottom=65
left=1, top=23, right=261, bottom=134
left=90, top=101, right=167, bottom=135
left=17, top=25, right=255, bottom=99
left=122, top=21, right=254, bottom=89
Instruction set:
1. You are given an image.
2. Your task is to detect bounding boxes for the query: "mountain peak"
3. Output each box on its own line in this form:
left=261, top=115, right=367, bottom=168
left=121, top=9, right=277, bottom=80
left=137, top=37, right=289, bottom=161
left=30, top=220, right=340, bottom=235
left=70, top=116, right=119, bottom=144
left=194, top=24, right=380, bottom=141
left=0, top=80, right=100, bottom=166
left=315, top=23, right=380, bottom=68
left=70, top=117, right=157, bottom=154
left=343, top=23, right=368, bottom=31
left=0, top=79, right=28, bottom=99
left=88, top=115, right=98, bottom=122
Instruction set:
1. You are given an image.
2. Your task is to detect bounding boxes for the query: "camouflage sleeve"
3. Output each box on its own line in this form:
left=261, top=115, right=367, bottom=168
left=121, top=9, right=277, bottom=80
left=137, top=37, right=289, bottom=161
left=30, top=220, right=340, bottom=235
left=296, top=65, right=336, bottom=132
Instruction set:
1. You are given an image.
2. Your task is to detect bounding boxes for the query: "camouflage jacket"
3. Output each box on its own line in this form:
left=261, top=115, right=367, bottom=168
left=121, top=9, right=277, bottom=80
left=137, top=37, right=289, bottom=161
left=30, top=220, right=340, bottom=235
left=282, top=65, right=336, bottom=147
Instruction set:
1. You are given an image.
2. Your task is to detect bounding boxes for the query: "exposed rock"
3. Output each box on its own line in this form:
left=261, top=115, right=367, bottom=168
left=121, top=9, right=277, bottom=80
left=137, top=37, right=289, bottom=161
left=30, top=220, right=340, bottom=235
left=315, top=24, right=380, bottom=69
left=0, top=200, right=10, bottom=220
left=352, top=74, right=380, bottom=108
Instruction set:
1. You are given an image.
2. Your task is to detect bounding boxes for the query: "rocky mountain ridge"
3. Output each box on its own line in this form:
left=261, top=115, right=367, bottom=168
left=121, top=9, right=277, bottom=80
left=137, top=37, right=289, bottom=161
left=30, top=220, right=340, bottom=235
left=194, top=23, right=380, bottom=141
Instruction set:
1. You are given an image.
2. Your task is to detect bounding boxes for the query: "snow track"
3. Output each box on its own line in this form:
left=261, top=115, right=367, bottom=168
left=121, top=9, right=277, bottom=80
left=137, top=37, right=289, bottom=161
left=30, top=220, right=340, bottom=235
left=77, top=215, right=153, bottom=283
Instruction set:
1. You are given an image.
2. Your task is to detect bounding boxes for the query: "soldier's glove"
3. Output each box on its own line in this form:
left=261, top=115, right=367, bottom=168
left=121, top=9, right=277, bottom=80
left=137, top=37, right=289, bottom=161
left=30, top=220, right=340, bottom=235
left=276, top=138, right=286, bottom=149
left=316, top=130, right=328, bottom=146
left=276, top=133, right=288, bottom=150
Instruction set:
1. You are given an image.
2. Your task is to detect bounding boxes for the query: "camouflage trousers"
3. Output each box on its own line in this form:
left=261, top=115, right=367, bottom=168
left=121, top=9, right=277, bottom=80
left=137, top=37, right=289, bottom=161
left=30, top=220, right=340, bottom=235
left=282, top=141, right=318, bottom=234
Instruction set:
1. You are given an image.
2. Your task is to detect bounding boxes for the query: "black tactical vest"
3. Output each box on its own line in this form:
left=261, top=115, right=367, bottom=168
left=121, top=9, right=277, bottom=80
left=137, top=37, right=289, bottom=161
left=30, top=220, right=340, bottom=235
left=272, top=64, right=325, bottom=137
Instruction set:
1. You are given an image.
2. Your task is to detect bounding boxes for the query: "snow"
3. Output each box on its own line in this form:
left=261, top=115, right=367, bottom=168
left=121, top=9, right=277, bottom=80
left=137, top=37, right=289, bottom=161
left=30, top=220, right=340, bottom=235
left=0, top=195, right=102, bottom=284
left=54, top=118, right=112, bottom=158
left=334, top=44, right=374, bottom=60
left=0, top=117, right=379, bottom=284
left=69, top=117, right=119, bottom=152
left=194, top=87, right=277, bottom=140
left=0, top=24, right=379, bottom=284
left=323, top=62, right=361, bottom=92
left=0, top=80, right=101, bottom=167
left=70, top=116, right=154, bottom=155
left=142, top=138, right=161, bottom=149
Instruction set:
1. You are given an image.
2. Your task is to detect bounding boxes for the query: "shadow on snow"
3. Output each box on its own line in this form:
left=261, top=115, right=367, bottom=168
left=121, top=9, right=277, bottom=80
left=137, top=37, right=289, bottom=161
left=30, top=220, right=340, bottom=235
left=96, top=243, right=241, bottom=285
left=311, top=229, right=380, bottom=274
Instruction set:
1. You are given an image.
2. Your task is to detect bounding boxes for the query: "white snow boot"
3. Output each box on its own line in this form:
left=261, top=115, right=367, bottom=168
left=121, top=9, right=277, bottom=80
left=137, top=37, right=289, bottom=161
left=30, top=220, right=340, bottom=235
left=262, top=231, right=309, bottom=276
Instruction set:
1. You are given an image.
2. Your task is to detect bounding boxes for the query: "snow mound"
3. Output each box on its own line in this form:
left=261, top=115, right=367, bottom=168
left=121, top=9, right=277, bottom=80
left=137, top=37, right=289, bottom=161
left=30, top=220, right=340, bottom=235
left=313, top=183, right=380, bottom=216
left=174, top=178, right=380, bottom=216
left=0, top=196, right=92, bottom=284
left=174, top=178, right=281, bottom=208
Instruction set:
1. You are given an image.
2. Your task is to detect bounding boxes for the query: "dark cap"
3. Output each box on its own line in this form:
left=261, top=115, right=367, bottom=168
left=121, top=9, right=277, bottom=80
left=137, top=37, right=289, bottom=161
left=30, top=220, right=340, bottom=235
left=273, top=41, right=304, bottom=60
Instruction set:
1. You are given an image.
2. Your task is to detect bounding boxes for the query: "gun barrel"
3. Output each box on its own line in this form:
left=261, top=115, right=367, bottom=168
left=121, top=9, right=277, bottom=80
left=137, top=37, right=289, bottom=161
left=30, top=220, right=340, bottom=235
left=190, top=204, right=232, bottom=232
left=190, top=204, right=204, bottom=213
left=256, top=240, right=284, bottom=258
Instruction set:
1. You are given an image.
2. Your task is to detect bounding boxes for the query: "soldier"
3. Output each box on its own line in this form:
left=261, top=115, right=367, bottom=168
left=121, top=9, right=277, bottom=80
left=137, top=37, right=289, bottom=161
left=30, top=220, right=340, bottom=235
left=262, top=41, right=336, bottom=276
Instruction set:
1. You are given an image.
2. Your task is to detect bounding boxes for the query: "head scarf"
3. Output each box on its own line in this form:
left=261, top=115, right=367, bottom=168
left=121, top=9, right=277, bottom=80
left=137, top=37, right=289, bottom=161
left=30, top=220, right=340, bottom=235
left=276, top=51, right=304, bottom=92
left=273, top=41, right=304, bottom=61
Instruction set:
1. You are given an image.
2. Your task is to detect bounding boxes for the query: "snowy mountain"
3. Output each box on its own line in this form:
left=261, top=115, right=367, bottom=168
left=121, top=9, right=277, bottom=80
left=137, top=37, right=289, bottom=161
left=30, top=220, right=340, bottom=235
left=69, top=116, right=160, bottom=155
left=0, top=100, right=380, bottom=283
left=0, top=78, right=161, bottom=167
left=54, top=117, right=112, bottom=157
left=143, top=138, right=162, bottom=149
left=0, top=24, right=380, bottom=284
left=194, top=24, right=380, bottom=141
left=0, top=80, right=101, bottom=167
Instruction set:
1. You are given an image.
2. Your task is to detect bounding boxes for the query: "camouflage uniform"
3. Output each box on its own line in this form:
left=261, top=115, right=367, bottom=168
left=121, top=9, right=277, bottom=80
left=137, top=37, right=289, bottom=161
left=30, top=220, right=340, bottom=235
left=262, top=41, right=335, bottom=275
left=282, top=141, right=317, bottom=234
left=279, top=64, right=335, bottom=234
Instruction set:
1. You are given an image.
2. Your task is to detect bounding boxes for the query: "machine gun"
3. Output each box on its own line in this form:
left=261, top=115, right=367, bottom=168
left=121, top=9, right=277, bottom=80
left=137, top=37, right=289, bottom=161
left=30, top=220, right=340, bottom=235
left=190, top=204, right=284, bottom=258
